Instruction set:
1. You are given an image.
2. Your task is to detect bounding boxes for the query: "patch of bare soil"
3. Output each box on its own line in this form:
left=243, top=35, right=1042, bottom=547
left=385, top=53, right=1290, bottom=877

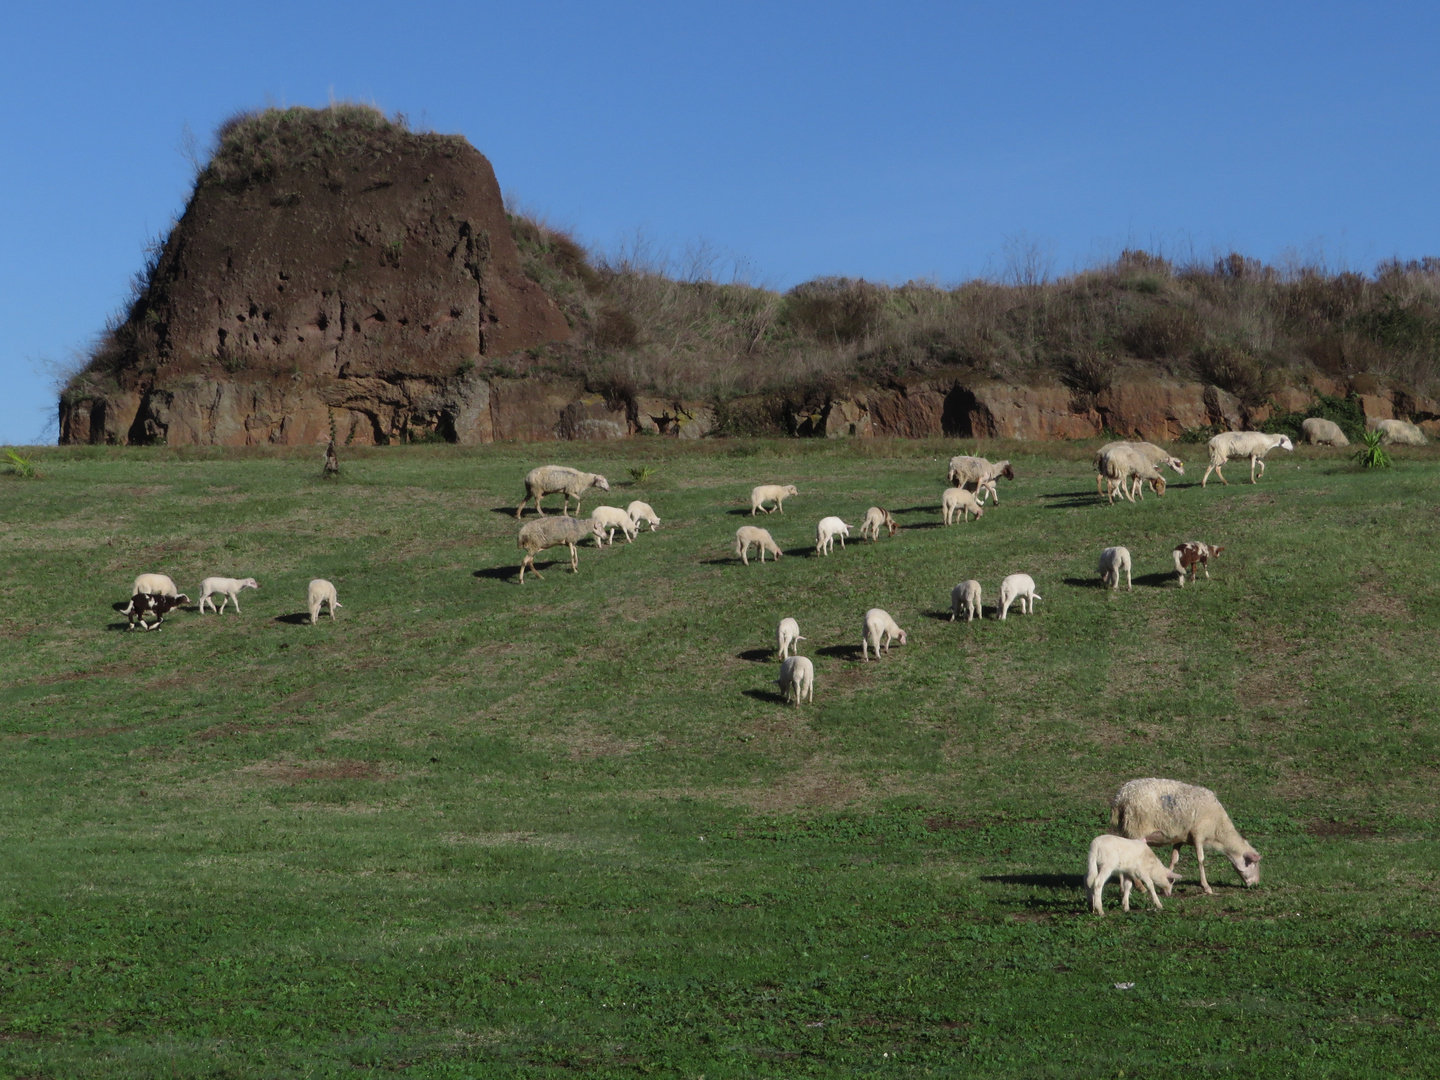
left=1307, top=820, right=1380, bottom=839
left=247, top=759, right=386, bottom=783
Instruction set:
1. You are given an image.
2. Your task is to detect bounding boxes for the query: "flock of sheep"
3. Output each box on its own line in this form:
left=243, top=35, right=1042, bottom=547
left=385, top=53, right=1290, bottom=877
left=119, top=573, right=340, bottom=630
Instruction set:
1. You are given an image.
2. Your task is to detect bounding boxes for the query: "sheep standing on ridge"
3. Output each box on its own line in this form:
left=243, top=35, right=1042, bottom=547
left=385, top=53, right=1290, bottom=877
left=1173, top=541, right=1223, bottom=587
left=858, top=507, right=897, bottom=540
left=1096, top=445, right=1166, bottom=504
left=516, top=466, right=611, bottom=518
left=198, top=577, right=259, bottom=614
left=998, top=574, right=1040, bottom=620
left=1098, top=547, right=1132, bottom=591
left=1094, top=441, right=1184, bottom=498
left=777, top=655, right=815, bottom=705
left=750, top=484, right=799, bottom=515
left=735, top=526, right=783, bottom=565
left=626, top=501, right=661, bottom=531
left=776, top=617, right=805, bottom=660
left=815, top=516, right=852, bottom=555
left=941, top=487, right=985, bottom=524
left=950, top=580, right=982, bottom=622
left=307, top=579, right=342, bottom=624
left=1085, top=834, right=1181, bottom=915
left=1301, top=417, right=1348, bottom=446
left=518, top=515, right=600, bottom=583
left=947, top=457, right=1015, bottom=503
left=861, top=608, right=906, bottom=660
left=1201, top=432, right=1293, bottom=486
left=590, top=506, right=638, bottom=546
left=1110, top=778, right=1261, bottom=894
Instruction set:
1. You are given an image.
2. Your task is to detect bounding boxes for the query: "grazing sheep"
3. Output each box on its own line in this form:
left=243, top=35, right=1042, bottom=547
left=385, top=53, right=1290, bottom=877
left=1110, top=778, right=1261, bottom=894
left=1085, top=834, right=1182, bottom=915
left=306, top=579, right=342, bottom=623
left=1094, top=441, right=1184, bottom=497
left=950, top=579, right=982, bottom=622
left=626, top=500, right=661, bottom=531
left=126, top=591, right=190, bottom=631
left=198, top=577, right=259, bottom=614
left=518, top=515, right=599, bottom=583
left=776, top=655, right=815, bottom=704
left=1201, top=432, right=1293, bottom=486
left=735, top=526, right=783, bottom=565
left=1097, top=445, right=1167, bottom=504
left=1098, top=547, right=1132, bottom=591
left=1173, top=541, right=1223, bottom=587
left=861, top=608, right=906, bottom=660
left=750, top=484, right=799, bottom=515
left=941, top=487, right=985, bottom=524
left=1370, top=417, right=1427, bottom=446
left=776, top=617, right=805, bottom=660
left=516, top=466, right=611, bottom=518
left=1301, top=417, right=1349, bottom=447
left=947, top=457, right=1015, bottom=503
left=858, top=506, right=897, bottom=540
left=590, top=506, right=638, bottom=546
left=998, top=574, right=1040, bottom=620
left=130, top=573, right=180, bottom=598
left=815, top=516, right=852, bottom=555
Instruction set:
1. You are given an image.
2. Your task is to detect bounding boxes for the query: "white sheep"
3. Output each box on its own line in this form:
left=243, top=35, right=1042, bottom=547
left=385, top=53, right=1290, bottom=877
left=307, top=579, right=342, bottom=624
left=861, top=608, right=906, bottom=660
left=735, top=526, right=783, bottom=565
left=815, top=516, right=852, bottom=555
left=1301, top=417, right=1348, bottom=446
left=776, top=617, right=805, bottom=659
left=516, top=465, right=611, bottom=517
left=517, top=515, right=600, bottom=583
left=750, top=484, right=799, bottom=515
left=122, top=573, right=182, bottom=615
left=590, top=505, right=638, bottom=546
left=1085, top=834, right=1181, bottom=915
left=1370, top=417, right=1427, bottom=446
left=1094, top=441, right=1184, bottom=498
left=950, top=580, right=982, bottom=622
left=198, top=576, right=259, bottom=614
left=1201, top=432, right=1293, bottom=486
left=626, top=500, right=661, bottom=531
left=776, top=655, right=815, bottom=704
left=997, top=573, right=1040, bottom=619
left=941, top=486, right=985, bottom=524
left=1110, top=778, right=1261, bottom=894
left=947, top=456, right=1015, bottom=503
left=858, top=506, right=897, bottom=540
left=1096, top=445, right=1166, bottom=504
left=1098, top=547, right=1132, bottom=591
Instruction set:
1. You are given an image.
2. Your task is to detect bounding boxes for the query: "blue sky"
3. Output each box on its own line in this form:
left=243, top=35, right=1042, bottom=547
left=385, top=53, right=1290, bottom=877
left=3, top=2, right=1438, bottom=443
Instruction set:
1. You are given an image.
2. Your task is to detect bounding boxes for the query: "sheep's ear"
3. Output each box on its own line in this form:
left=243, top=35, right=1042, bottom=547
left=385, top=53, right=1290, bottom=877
left=1245, top=851, right=1260, bottom=864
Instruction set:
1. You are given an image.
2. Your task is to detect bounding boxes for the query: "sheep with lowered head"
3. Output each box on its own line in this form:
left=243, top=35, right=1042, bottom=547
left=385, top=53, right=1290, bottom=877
left=1110, top=778, right=1261, bottom=894
left=1201, top=432, right=1293, bottom=486
left=1085, top=834, right=1181, bottom=915
left=858, top=506, right=897, bottom=540
left=998, top=574, right=1040, bottom=619
left=516, top=465, right=611, bottom=518
left=122, top=574, right=183, bottom=616
left=735, top=526, right=782, bottom=565
left=861, top=608, right=906, bottom=660
left=1098, top=547, right=1132, bottom=591
left=815, top=516, right=851, bottom=555
left=1370, top=417, right=1427, bottom=446
left=750, top=484, right=799, bottom=515
left=947, top=457, right=1014, bottom=503
left=590, top=506, right=638, bottom=546
left=626, top=501, right=661, bottom=531
left=776, top=655, right=814, bottom=705
left=950, top=580, right=982, bottom=622
left=941, top=487, right=985, bottom=524
left=1094, top=441, right=1184, bottom=498
left=776, top=617, right=805, bottom=659
left=1301, top=417, right=1348, bottom=447
left=307, top=579, right=342, bottom=623
left=517, top=515, right=600, bottom=583
left=1097, top=445, right=1166, bottom=504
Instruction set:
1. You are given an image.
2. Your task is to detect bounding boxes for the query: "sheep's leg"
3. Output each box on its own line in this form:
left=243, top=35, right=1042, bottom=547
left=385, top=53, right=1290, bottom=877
left=1142, top=876, right=1164, bottom=911
left=568, top=542, right=579, bottom=573
left=1125, top=567, right=1132, bottom=591
left=1120, top=875, right=1133, bottom=911
left=1196, top=846, right=1213, bottom=894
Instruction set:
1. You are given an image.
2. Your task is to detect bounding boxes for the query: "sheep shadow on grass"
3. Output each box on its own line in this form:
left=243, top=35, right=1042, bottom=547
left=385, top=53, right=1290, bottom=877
left=1134, top=572, right=1177, bottom=588
left=274, top=613, right=313, bottom=626
left=982, top=872, right=1084, bottom=890
left=738, top=648, right=774, bottom=662
left=474, top=565, right=523, bottom=581
left=903, top=520, right=945, bottom=531
left=816, top=644, right=865, bottom=662
left=1063, top=576, right=1106, bottom=590
left=742, top=688, right=788, bottom=705
left=921, top=609, right=956, bottom=622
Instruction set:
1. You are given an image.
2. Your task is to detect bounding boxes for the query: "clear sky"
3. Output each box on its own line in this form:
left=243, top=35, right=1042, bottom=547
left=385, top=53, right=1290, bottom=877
left=3, top=2, right=1438, bottom=443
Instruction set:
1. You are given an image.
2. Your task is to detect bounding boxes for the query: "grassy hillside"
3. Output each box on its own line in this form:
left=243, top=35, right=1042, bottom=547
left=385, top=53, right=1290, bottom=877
left=1, top=441, right=1437, bottom=1076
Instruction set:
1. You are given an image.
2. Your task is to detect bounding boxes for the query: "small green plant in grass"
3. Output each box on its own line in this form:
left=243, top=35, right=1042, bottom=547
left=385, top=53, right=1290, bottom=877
left=1353, top=429, right=1393, bottom=468
left=629, top=465, right=656, bottom=485
left=3, top=448, right=37, bottom=478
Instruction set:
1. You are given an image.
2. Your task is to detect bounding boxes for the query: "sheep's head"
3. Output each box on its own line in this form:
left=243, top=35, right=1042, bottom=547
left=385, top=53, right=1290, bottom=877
left=999, top=462, right=1015, bottom=481
left=593, top=475, right=611, bottom=491
left=974, top=505, right=985, bottom=518
left=1233, top=849, right=1261, bottom=886
left=1159, top=867, right=1182, bottom=896
left=884, top=512, right=897, bottom=536
left=1168, top=457, right=1185, bottom=474
left=897, top=629, right=907, bottom=646
left=243, top=578, right=259, bottom=589
left=784, top=485, right=799, bottom=496
left=1210, top=545, right=1226, bottom=559
left=1151, top=477, right=1166, bottom=496
left=1277, top=436, right=1294, bottom=451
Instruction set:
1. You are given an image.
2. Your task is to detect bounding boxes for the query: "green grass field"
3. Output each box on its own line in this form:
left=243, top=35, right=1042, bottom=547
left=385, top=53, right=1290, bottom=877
left=1, top=438, right=1437, bottom=1078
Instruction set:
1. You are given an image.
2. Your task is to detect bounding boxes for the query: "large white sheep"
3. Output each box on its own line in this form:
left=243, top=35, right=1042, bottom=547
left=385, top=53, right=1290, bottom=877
left=122, top=573, right=182, bottom=615
left=307, top=579, right=342, bottom=624
left=941, top=487, right=985, bottom=524
left=626, top=500, right=661, bottom=531
left=1201, top=432, right=1293, bottom=486
left=858, top=506, right=897, bottom=540
left=590, top=506, right=638, bottom=546
left=776, top=617, right=805, bottom=659
left=1094, top=441, right=1184, bottom=497
left=950, top=580, right=982, bottom=622
left=861, top=608, right=906, bottom=660
left=1098, top=547, right=1132, bottom=591
left=777, top=655, right=815, bottom=705
left=998, top=574, right=1040, bottom=620
left=815, top=516, right=851, bottom=555
left=516, top=466, right=611, bottom=518
left=1096, top=445, right=1166, bottom=504
left=198, top=576, right=259, bottom=614
left=1085, top=834, right=1181, bottom=915
left=1110, top=778, right=1261, bottom=894
left=1370, top=417, right=1427, bottom=446
left=517, top=515, right=600, bottom=583
left=735, top=526, right=782, bottom=565
left=1301, top=417, right=1348, bottom=447
left=947, top=457, right=1015, bottom=503
left=750, top=484, right=799, bottom=515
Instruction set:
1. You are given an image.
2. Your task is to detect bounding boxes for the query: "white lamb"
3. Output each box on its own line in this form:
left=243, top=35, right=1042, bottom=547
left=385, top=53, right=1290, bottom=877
left=516, top=465, right=611, bottom=518
left=1094, top=441, right=1184, bottom=497
left=1110, top=778, right=1261, bottom=894
left=1096, top=445, right=1166, bottom=504
left=1098, top=547, right=1132, bottom=591
left=1301, top=417, right=1348, bottom=447
left=776, top=617, right=805, bottom=660
left=590, top=505, right=638, bottom=546
left=776, top=655, right=815, bottom=705
left=198, top=576, right=259, bottom=614
left=997, top=573, right=1040, bottom=620
left=941, top=486, right=985, bottom=524
left=858, top=506, right=897, bottom=540
left=750, top=484, right=799, bottom=515
left=815, top=516, right=852, bottom=555
left=626, top=501, right=661, bottom=531
left=950, top=580, right=982, bottom=622
left=735, top=526, right=783, bottom=565
left=861, top=608, right=906, bottom=661
left=1085, top=834, right=1182, bottom=915
left=1201, top=432, right=1293, bottom=486
left=947, top=457, right=1015, bottom=503
left=307, top=579, right=342, bottom=624
left=1370, top=417, right=1427, bottom=446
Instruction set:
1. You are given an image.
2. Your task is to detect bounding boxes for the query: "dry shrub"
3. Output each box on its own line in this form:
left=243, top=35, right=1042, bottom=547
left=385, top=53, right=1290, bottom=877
left=1121, top=307, right=1200, bottom=360
left=785, top=278, right=885, bottom=344
left=1194, top=341, right=1275, bottom=404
